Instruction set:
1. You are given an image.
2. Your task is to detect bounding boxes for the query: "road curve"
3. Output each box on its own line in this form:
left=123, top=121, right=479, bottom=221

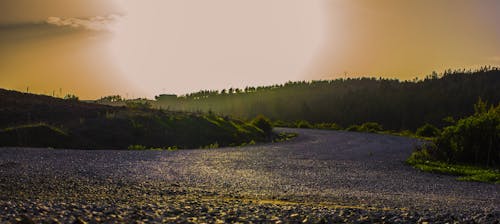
left=0, top=128, right=498, bottom=223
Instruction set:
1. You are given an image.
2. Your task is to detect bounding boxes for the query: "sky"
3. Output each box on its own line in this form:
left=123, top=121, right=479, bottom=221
left=0, top=0, right=499, bottom=99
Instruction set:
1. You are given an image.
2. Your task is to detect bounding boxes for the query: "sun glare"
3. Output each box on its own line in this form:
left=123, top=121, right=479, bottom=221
left=109, top=0, right=326, bottom=97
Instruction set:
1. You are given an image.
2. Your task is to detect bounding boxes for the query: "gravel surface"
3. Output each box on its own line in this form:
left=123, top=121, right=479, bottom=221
left=0, top=128, right=498, bottom=223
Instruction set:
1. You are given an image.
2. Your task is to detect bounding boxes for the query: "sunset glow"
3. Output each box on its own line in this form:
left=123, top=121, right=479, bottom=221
left=0, top=0, right=499, bottom=99
left=109, top=0, right=326, bottom=96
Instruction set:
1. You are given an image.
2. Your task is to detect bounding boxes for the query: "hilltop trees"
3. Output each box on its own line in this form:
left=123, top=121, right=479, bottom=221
left=153, top=67, right=500, bottom=131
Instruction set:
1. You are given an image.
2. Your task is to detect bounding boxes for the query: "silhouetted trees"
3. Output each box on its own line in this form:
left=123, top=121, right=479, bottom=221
left=153, top=67, right=500, bottom=131
left=98, top=95, right=123, bottom=103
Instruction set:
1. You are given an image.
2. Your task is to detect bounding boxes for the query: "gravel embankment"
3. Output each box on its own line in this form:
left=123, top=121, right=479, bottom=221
left=1, top=128, right=499, bottom=223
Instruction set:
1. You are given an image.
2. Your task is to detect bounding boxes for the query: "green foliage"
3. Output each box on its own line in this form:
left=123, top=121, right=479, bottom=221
left=416, top=123, right=440, bottom=137
left=346, top=125, right=361, bottom=132
left=296, top=120, right=312, bottom=129
left=360, top=122, right=383, bottom=133
left=128, top=145, right=146, bottom=150
left=252, top=115, right=273, bottom=136
left=434, top=101, right=500, bottom=167
left=407, top=100, right=500, bottom=182
left=346, top=122, right=383, bottom=133
left=442, top=116, right=456, bottom=125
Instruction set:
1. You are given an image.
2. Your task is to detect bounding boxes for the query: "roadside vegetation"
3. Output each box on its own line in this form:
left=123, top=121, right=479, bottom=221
left=0, top=89, right=277, bottom=149
left=407, top=100, right=500, bottom=183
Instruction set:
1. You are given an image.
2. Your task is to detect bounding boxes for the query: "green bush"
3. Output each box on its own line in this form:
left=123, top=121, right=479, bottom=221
left=435, top=101, right=500, bottom=167
left=416, top=123, right=440, bottom=137
left=360, top=122, right=383, bottom=132
left=252, top=115, right=273, bottom=136
left=296, top=120, right=312, bottom=129
left=346, top=122, right=383, bottom=133
left=346, top=125, right=361, bottom=132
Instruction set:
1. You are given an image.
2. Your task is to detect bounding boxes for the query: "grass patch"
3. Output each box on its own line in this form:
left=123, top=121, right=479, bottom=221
left=407, top=151, right=500, bottom=184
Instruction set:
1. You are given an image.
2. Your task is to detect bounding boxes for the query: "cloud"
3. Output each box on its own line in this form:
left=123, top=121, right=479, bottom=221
left=45, top=15, right=120, bottom=31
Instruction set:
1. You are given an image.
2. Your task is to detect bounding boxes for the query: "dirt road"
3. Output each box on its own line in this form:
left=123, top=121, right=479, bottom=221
left=0, top=128, right=498, bottom=223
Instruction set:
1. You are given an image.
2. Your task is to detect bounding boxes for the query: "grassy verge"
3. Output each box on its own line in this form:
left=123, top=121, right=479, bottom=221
left=407, top=151, right=500, bottom=184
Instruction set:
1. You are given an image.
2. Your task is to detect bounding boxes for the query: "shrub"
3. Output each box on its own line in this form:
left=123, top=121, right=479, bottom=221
left=296, top=120, right=312, bottom=129
left=252, top=115, right=273, bottom=136
left=360, top=122, right=383, bottom=133
left=416, top=123, right=440, bottom=137
left=435, top=102, right=500, bottom=167
left=345, top=122, right=383, bottom=133
left=329, top=123, right=343, bottom=130
left=346, top=125, right=361, bottom=132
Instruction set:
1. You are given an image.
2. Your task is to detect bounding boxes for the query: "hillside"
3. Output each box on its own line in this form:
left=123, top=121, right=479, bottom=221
left=0, top=89, right=268, bottom=149
left=148, top=68, right=500, bottom=130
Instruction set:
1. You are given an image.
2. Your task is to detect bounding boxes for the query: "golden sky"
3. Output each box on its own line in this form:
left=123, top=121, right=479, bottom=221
left=0, top=0, right=499, bottom=99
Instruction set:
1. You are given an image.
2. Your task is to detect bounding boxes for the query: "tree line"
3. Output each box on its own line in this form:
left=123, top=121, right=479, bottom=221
left=149, top=67, right=500, bottom=131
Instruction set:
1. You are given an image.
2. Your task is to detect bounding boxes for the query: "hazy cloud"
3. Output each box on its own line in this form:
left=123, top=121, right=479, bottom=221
left=45, top=15, right=120, bottom=31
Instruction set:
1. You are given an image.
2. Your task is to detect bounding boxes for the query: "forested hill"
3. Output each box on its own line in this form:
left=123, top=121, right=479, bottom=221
left=152, top=68, right=500, bottom=130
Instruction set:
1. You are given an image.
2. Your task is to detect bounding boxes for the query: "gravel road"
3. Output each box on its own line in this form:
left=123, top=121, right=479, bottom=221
left=1, top=128, right=499, bottom=223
